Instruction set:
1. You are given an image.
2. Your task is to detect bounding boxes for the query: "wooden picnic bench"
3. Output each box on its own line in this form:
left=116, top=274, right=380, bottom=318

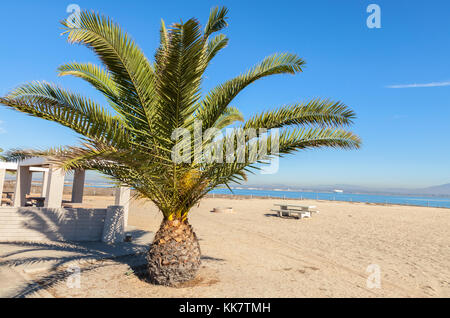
left=271, top=203, right=319, bottom=219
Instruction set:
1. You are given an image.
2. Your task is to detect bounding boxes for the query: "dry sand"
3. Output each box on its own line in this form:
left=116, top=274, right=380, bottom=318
left=47, top=196, right=449, bottom=298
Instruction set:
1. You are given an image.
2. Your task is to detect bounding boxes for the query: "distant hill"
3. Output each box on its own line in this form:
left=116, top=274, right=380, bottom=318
left=414, top=183, right=450, bottom=196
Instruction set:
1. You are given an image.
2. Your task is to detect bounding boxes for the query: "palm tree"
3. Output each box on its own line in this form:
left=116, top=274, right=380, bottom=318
left=0, top=7, right=360, bottom=286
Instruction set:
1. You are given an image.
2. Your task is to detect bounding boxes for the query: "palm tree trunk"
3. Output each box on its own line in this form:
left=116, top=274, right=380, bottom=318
left=147, top=218, right=201, bottom=286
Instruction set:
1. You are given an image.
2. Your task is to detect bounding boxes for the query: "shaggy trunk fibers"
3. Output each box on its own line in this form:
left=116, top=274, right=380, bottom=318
left=147, top=219, right=201, bottom=286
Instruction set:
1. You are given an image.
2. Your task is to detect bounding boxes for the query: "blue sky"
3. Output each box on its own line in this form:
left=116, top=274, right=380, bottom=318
left=0, top=0, right=449, bottom=188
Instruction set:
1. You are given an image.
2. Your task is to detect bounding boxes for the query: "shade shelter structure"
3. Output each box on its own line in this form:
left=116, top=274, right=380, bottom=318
left=0, top=157, right=130, bottom=212
left=0, top=158, right=131, bottom=243
left=0, top=161, right=48, bottom=206
left=0, top=162, right=17, bottom=202
left=12, top=157, right=60, bottom=208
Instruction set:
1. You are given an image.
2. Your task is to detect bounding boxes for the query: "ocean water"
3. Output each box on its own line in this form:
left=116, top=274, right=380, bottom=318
left=72, top=182, right=450, bottom=209
left=209, top=188, right=450, bottom=209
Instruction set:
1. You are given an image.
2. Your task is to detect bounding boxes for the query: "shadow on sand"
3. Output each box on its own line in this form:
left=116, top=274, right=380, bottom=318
left=0, top=229, right=151, bottom=298
left=0, top=229, right=226, bottom=297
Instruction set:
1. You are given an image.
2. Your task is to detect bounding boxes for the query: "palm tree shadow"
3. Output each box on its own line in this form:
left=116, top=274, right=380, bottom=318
left=12, top=253, right=149, bottom=298
left=17, top=207, right=106, bottom=242
left=0, top=229, right=152, bottom=298
left=9, top=251, right=226, bottom=296
left=1, top=209, right=226, bottom=296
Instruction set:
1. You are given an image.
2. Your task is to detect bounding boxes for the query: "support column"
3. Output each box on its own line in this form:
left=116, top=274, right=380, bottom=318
left=71, top=169, right=85, bottom=203
left=41, top=171, right=49, bottom=197
left=102, top=206, right=126, bottom=243
left=13, top=166, right=32, bottom=207
left=0, top=169, right=5, bottom=204
left=44, top=166, right=65, bottom=208
left=115, top=187, right=131, bottom=227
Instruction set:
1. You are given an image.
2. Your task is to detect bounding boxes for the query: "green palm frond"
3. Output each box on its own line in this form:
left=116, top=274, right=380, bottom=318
left=57, top=62, right=119, bottom=103
left=154, top=18, right=206, bottom=144
left=61, top=11, right=155, bottom=133
left=200, top=127, right=360, bottom=191
left=205, top=34, right=228, bottom=64
left=0, top=148, right=6, bottom=161
left=196, top=53, right=305, bottom=130
left=275, top=127, right=361, bottom=153
left=3, top=147, right=68, bottom=163
left=159, top=19, right=169, bottom=51
left=214, top=106, right=244, bottom=130
left=204, top=6, right=229, bottom=38
left=243, top=99, right=356, bottom=130
left=0, top=85, right=130, bottom=148
left=0, top=6, right=361, bottom=221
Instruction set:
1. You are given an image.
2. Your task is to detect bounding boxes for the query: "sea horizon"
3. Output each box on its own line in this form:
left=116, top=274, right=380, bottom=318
left=52, top=181, right=450, bottom=209
left=9, top=177, right=446, bottom=209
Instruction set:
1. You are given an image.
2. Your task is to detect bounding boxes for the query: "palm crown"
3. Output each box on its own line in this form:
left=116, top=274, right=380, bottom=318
left=0, top=7, right=360, bottom=285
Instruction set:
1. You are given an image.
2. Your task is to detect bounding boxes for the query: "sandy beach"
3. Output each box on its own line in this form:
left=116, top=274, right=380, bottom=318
left=43, top=196, right=450, bottom=298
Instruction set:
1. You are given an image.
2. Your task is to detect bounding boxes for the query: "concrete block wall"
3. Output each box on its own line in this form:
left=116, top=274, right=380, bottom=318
left=0, top=207, right=108, bottom=242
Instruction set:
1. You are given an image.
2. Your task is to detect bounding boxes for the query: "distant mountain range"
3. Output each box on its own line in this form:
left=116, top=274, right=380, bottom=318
left=413, top=183, right=450, bottom=196
left=235, top=183, right=450, bottom=197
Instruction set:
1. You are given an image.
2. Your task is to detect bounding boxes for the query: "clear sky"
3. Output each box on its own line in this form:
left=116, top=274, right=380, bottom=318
left=0, top=0, right=449, bottom=188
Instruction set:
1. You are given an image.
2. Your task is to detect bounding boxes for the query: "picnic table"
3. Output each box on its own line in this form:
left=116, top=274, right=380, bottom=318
left=271, top=203, right=319, bottom=219
left=3, top=191, right=14, bottom=199
left=26, top=196, right=46, bottom=207
left=1, top=192, right=14, bottom=206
